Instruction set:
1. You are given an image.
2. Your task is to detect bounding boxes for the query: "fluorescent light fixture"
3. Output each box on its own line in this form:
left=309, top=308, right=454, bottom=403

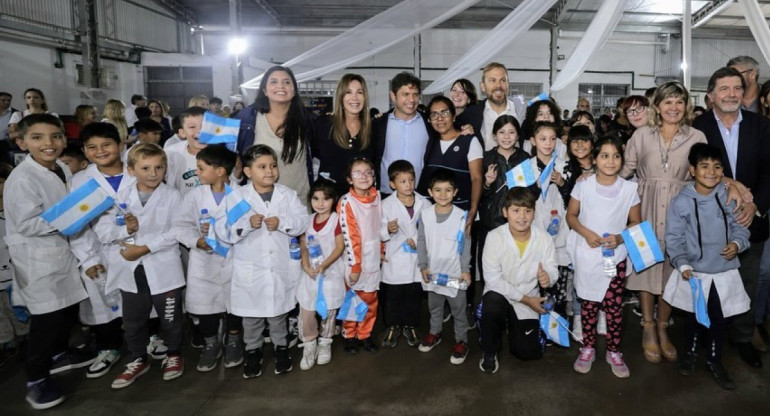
left=680, top=61, right=688, bottom=71
left=692, top=0, right=734, bottom=28
left=228, top=37, right=248, bottom=55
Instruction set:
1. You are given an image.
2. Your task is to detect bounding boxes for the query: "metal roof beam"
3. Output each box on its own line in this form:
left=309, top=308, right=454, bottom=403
left=151, top=0, right=198, bottom=25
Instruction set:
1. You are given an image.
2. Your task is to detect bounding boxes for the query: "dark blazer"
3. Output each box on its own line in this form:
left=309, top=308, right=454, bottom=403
left=692, top=109, right=770, bottom=242
left=372, top=109, right=432, bottom=185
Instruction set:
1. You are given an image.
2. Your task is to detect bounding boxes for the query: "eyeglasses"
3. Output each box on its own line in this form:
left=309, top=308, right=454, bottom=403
left=350, top=170, right=375, bottom=179
left=626, top=106, right=647, bottom=116
left=429, top=109, right=452, bottom=120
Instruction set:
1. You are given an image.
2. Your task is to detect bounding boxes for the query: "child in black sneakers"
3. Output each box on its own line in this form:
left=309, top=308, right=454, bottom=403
left=417, top=169, right=472, bottom=364
left=479, top=187, right=558, bottom=373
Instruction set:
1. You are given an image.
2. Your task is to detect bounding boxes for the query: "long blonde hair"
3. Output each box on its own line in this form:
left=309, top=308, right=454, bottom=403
left=331, top=73, right=371, bottom=150
left=103, top=99, right=129, bottom=142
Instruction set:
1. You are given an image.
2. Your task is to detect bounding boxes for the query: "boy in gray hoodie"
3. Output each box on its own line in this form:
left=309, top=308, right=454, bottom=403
left=664, top=143, right=751, bottom=390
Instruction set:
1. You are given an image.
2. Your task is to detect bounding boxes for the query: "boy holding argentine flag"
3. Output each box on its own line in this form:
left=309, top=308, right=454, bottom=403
left=663, top=143, right=750, bottom=390
left=4, top=114, right=89, bottom=409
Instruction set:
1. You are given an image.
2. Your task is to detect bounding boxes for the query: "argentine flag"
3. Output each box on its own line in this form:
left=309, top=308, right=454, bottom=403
left=338, top=288, right=368, bottom=322
left=224, top=184, right=251, bottom=226
left=41, top=178, right=115, bottom=236
left=538, top=154, right=556, bottom=200
left=506, top=158, right=537, bottom=188
left=621, top=221, right=664, bottom=273
left=204, top=217, right=231, bottom=257
left=690, top=277, right=711, bottom=328
left=539, top=311, right=570, bottom=347
left=527, top=92, right=549, bottom=107
left=199, top=112, right=240, bottom=152
left=316, top=275, right=328, bottom=319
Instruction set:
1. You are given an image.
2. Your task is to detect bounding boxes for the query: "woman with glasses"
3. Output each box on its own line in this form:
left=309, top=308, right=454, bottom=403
left=313, top=74, right=374, bottom=197
left=621, top=95, right=650, bottom=132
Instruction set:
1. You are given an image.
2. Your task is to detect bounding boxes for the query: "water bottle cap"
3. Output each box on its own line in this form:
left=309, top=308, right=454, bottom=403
left=602, top=232, right=610, bottom=237
left=201, top=208, right=208, bottom=214
left=291, top=237, right=298, bottom=243
left=119, top=203, right=127, bottom=208
left=308, top=235, right=315, bottom=241
left=551, top=210, right=558, bottom=215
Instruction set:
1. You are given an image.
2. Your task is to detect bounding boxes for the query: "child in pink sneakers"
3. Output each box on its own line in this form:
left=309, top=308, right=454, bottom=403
left=566, top=136, right=641, bottom=378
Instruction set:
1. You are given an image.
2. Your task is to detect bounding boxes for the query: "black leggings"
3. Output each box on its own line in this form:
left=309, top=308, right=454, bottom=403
left=684, top=281, right=727, bottom=363
left=195, top=313, right=243, bottom=338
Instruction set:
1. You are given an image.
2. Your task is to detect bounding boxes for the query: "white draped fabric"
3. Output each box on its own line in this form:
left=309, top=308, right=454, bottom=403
left=549, top=0, right=626, bottom=93
left=737, top=0, right=770, bottom=66
left=240, top=0, right=479, bottom=87
left=423, top=0, right=557, bottom=95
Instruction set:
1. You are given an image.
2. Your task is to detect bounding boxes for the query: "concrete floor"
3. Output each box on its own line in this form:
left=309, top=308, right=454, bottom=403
left=1, top=306, right=768, bottom=416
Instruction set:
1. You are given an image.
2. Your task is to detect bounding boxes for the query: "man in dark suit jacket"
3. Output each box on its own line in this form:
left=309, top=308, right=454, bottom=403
left=693, top=67, right=770, bottom=369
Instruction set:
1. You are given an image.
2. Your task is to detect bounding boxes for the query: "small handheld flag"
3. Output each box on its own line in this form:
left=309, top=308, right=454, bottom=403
left=204, top=217, right=230, bottom=257
left=538, top=155, right=556, bottom=200
left=527, top=92, right=549, bottom=107
left=539, top=310, right=571, bottom=347
left=316, top=275, right=328, bottom=319
left=506, top=158, right=537, bottom=188
left=690, top=277, right=711, bottom=328
left=41, top=178, right=115, bottom=236
left=224, top=184, right=251, bottom=226
left=621, top=221, right=664, bottom=273
left=457, top=210, right=468, bottom=255
left=199, top=112, right=240, bottom=152
left=338, top=288, right=368, bottom=322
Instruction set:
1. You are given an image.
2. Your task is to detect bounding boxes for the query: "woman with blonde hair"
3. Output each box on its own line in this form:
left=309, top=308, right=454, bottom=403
left=102, top=99, right=130, bottom=143
left=313, top=73, right=374, bottom=196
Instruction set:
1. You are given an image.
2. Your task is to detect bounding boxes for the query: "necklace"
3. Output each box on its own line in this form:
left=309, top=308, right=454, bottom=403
left=659, top=135, right=673, bottom=172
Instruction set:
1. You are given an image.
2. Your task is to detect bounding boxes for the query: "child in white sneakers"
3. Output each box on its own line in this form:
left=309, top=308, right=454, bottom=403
left=297, top=179, right=345, bottom=370
left=417, top=169, right=471, bottom=364
left=566, top=136, right=641, bottom=378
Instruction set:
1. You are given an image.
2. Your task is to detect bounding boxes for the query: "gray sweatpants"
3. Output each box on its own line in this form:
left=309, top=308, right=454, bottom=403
left=243, top=313, right=289, bottom=351
left=428, top=291, right=468, bottom=343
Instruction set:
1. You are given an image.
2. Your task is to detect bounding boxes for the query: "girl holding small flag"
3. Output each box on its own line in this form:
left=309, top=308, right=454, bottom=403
left=566, top=136, right=641, bottom=378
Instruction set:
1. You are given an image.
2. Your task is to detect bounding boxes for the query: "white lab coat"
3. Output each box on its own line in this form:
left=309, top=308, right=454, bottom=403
left=174, top=185, right=233, bottom=315
left=94, top=182, right=185, bottom=295
left=216, top=183, right=308, bottom=318
left=295, top=213, right=345, bottom=311
left=165, top=141, right=200, bottom=196
left=0, top=215, right=13, bottom=292
left=68, top=164, right=135, bottom=324
left=482, top=225, right=559, bottom=320
left=420, top=206, right=466, bottom=298
left=3, top=156, right=88, bottom=314
left=380, top=193, right=428, bottom=285
left=664, top=269, right=750, bottom=318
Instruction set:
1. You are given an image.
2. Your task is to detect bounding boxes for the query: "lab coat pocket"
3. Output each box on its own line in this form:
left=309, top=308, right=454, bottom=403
left=13, top=244, right=70, bottom=281
left=233, top=259, right=257, bottom=287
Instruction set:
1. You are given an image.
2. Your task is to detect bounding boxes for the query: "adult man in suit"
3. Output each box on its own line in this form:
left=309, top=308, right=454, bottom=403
left=373, top=72, right=431, bottom=197
left=693, top=66, right=770, bottom=369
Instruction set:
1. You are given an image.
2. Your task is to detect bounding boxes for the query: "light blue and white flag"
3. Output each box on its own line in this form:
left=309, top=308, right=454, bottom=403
left=527, top=92, right=549, bottom=107
left=506, top=158, right=537, bottom=188
left=338, top=288, right=368, bottom=322
left=41, top=178, right=115, bottom=236
left=457, top=210, right=468, bottom=255
left=316, top=275, right=328, bottom=319
left=540, top=310, right=570, bottom=347
left=199, top=111, right=240, bottom=151
left=538, top=154, right=556, bottom=200
left=204, top=217, right=230, bottom=257
left=621, top=221, right=664, bottom=273
left=224, top=184, right=251, bottom=226
left=690, top=277, right=711, bottom=328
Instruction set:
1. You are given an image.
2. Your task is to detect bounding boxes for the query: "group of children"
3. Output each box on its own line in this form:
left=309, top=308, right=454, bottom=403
left=2, top=106, right=751, bottom=409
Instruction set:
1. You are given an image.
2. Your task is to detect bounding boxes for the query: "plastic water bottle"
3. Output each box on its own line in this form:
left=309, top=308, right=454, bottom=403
left=94, top=272, right=120, bottom=312
left=289, top=237, right=301, bottom=260
left=115, top=203, right=128, bottom=226
left=431, top=273, right=469, bottom=290
left=546, top=210, right=560, bottom=236
left=543, top=294, right=555, bottom=312
left=198, top=209, right=213, bottom=254
left=307, top=235, right=325, bottom=269
left=602, top=233, right=616, bottom=277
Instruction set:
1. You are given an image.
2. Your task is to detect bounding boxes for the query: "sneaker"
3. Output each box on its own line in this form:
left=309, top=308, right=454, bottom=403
left=466, top=306, right=477, bottom=330
left=450, top=341, right=469, bottom=365
left=361, top=337, right=379, bottom=353
left=86, top=349, right=121, bottom=379
left=161, top=354, right=184, bottom=381
left=147, top=335, right=168, bottom=360
left=706, top=361, right=736, bottom=390
left=572, top=315, right=583, bottom=343
left=191, top=325, right=204, bottom=349
left=197, top=338, right=222, bottom=372
left=479, top=353, right=498, bottom=374
left=343, top=338, right=361, bottom=355
left=111, top=357, right=150, bottom=389
left=316, top=337, right=332, bottom=365
left=597, top=311, right=607, bottom=336
left=678, top=352, right=697, bottom=376
left=573, top=347, right=595, bottom=374
left=243, top=348, right=263, bottom=379
left=382, top=326, right=399, bottom=349
left=622, top=293, right=640, bottom=306
left=26, top=378, right=65, bottom=410
left=632, top=305, right=642, bottom=317
left=300, top=340, right=317, bottom=371
left=606, top=351, right=630, bottom=378
left=274, top=345, right=293, bottom=374
left=224, top=333, right=244, bottom=368
left=50, top=349, right=96, bottom=375
left=402, top=326, right=420, bottom=347
left=418, top=333, right=442, bottom=352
